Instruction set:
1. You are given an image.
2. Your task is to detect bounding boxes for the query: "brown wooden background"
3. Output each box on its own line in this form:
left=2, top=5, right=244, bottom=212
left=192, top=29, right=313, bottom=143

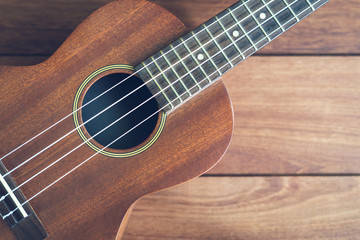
left=0, top=0, right=359, bottom=239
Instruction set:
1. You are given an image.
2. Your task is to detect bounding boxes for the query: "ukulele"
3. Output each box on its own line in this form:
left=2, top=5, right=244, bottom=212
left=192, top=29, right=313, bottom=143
left=0, top=0, right=328, bottom=239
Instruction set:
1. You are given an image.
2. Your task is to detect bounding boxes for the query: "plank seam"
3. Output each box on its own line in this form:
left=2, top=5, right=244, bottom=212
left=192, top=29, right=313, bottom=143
left=202, top=174, right=360, bottom=177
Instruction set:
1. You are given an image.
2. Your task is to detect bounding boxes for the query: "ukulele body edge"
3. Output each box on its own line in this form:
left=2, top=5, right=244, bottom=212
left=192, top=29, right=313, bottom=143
left=0, top=0, right=234, bottom=239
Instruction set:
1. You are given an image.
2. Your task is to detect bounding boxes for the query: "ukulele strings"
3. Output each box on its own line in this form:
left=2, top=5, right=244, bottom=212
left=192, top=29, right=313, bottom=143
left=1, top=0, right=281, bottom=179
left=1, top=1, right=322, bottom=220
left=3, top=37, right=239, bottom=220
left=0, top=0, right=314, bottom=206
left=0, top=0, right=276, bottom=165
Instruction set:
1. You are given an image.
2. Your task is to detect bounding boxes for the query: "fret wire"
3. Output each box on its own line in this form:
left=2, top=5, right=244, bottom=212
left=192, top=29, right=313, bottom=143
left=0, top=0, right=326, bottom=222
left=150, top=56, right=182, bottom=102
left=138, top=0, right=262, bottom=101
left=6, top=0, right=298, bottom=182
left=173, top=0, right=318, bottom=102
left=141, top=63, right=174, bottom=108
left=142, top=0, right=287, bottom=99
left=180, top=38, right=212, bottom=84
left=190, top=32, right=222, bottom=76
left=243, top=1, right=272, bottom=42
left=174, top=0, right=316, bottom=105
left=169, top=44, right=202, bottom=89
left=143, top=0, right=283, bottom=98
left=148, top=0, right=308, bottom=98
left=148, top=0, right=288, bottom=90
left=227, top=8, right=258, bottom=51
left=202, top=24, right=234, bottom=68
left=283, top=0, right=300, bottom=21
left=260, top=0, right=285, bottom=32
left=159, top=50, right=192, bottom=96
left=2, top=2, right=327, bottom=219
left=171, top=14, right=276, bottom=108
left=215, top=16, right=246, bottom=60
left=1, top=0, right=324, bottom=182
left=305, top=0, right=315, bottom=10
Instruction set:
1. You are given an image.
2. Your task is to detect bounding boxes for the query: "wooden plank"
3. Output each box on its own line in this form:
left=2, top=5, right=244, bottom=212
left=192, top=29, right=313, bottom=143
left=0, top=0, right=111, bottom=55
left=0, top=0, right=358, bottom=55
left=154, top=0, right=360, bottom=54
left=211, top=56, right=360, bottom=174
left=1, top=56, right=359, bottom=174
left=123, top=177, right=360, bottom=240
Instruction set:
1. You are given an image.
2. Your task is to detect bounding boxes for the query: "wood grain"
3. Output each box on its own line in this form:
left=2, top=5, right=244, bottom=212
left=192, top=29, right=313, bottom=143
left=0, top=0, right=233, bottom=239
left=154, top=0, right=360, bottom=54
left=1, top=56, right=358, bottom=175
left=210, top=56, right=360, bottom=174
left=123, top=176, right=360, bottom=240
left=0, top=0, right=358, bottom=239
left=0, top=0, right=358, bottom=56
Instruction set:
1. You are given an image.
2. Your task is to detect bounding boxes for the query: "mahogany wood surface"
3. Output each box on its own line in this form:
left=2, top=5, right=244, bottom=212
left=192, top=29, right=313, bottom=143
left=0, top=0, right=358, bottom=57
left=0, top=0, right=359, bottom=239
left=123, top=177, right=360, bottom=240
left=0, top=0, right=233, bottom=239
left=2, top=56, right=359, bottom=175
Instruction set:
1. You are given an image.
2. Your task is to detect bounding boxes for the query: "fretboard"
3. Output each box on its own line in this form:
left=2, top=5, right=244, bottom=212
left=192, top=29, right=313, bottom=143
left=136, top=0, right=328, bottom=112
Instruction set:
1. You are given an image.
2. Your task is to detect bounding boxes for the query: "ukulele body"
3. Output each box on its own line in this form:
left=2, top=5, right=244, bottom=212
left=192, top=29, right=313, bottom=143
left=0, top=0, right=233, bottom=239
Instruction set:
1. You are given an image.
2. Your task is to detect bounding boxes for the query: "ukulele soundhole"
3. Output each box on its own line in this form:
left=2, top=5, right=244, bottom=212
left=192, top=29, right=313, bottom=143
left=81, top=73, right=159, bottom=150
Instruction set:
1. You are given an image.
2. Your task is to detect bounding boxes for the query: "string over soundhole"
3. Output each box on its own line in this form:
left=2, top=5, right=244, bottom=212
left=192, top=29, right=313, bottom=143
left=73, top=65, right=166, bottom=158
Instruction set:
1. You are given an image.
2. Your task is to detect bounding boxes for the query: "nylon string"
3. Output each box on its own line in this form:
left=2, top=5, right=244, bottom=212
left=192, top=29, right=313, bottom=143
left=2, top=0, right=279, bottom=179
left=1, top=0, right=323, bottom=220
left=0, top=0, right=269, bottom=164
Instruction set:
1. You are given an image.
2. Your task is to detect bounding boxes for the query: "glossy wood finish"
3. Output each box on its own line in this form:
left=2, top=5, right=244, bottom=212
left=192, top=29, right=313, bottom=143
left=1, top=0, right=358, bottom=239
left=0, top=0, right=233, bottom=239
left=2, top=56, right=359, bottom=175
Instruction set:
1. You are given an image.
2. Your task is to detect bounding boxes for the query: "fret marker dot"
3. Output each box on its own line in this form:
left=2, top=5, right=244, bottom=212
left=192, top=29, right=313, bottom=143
left=260, top=13, right=266, bottom=20
left=233, top=30, right=240, bottom=38
left=197, top=54, right=205, bottom=61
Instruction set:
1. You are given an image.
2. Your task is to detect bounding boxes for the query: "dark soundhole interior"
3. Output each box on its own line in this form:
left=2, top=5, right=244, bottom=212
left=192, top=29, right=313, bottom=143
left=81, top=73, right=159, bottom=150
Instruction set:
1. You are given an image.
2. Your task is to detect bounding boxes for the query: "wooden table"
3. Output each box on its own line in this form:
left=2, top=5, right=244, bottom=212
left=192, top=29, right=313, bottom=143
left=0, top=0, right=359, bottom=239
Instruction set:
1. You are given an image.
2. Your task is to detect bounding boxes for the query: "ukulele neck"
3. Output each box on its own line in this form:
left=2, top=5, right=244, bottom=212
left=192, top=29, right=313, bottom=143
left=136, top=0, right=328, bottom=113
